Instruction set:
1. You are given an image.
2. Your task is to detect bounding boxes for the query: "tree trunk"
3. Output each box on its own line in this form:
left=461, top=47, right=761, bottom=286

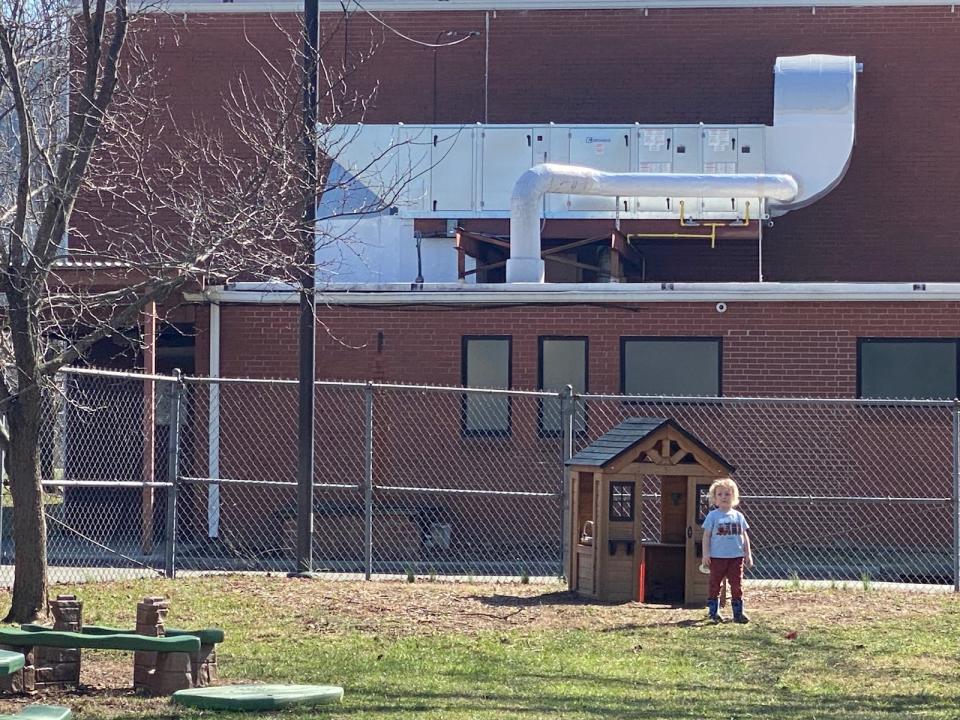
left=4, top=386, right=47, bottom=623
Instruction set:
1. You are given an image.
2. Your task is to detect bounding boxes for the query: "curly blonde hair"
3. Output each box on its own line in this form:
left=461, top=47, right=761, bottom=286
left=707, top=477, right=740, bottom=507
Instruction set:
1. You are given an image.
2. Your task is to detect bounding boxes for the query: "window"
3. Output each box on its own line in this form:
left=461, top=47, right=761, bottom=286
left=621, top=337, right=722, bottom=396
left=858, top=339, right=958, bottom=400
left=538, top=337, right=588, bottom=435
left=609, top=481, right=635, bottom=522
left=462, top=336, right=511, bottom=435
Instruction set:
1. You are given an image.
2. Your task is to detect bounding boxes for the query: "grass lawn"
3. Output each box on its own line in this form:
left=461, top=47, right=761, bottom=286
left=0, top=576, right=956, bottom=719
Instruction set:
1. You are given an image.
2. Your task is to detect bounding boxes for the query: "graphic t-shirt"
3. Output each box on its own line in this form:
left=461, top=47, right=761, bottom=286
left=703, top=508, right=749, bottom=558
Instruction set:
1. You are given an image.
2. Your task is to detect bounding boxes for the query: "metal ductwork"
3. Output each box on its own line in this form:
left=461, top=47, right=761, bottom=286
left=507, top=165, right=799, bottom=283
left=506, top=54, right=856, bottom=283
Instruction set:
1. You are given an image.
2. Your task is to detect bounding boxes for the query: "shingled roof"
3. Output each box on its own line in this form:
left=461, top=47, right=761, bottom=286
left=566, top=417, right=734, bottom=471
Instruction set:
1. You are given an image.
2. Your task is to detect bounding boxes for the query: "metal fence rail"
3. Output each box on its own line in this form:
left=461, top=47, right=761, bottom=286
left=0, top=367, right=952, bottom=589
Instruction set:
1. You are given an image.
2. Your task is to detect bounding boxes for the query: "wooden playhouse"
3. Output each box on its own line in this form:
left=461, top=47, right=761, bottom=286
left=565, top=417, right=735, bottom=604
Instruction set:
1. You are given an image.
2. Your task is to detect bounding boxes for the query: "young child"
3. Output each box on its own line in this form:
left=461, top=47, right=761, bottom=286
left=702, top=477, right=753, bottom=624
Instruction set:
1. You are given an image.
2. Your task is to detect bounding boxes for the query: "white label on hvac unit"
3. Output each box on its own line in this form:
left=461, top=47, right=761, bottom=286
left=636, top=161, right=673, bottom=213
left=702, top=161, right=738, bottom=213
left=705, top=129, right=734, bottom=153
left=639, top=162, right=671, bottom=173
left=640, top=129, right=669, bottom=152
left=703, top=162, right=737, bottom=174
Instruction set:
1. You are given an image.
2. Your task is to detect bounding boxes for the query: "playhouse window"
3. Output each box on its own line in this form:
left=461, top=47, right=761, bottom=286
left=462, top=336, right=512, bottom=436
left=538, top=337, right=588, bottom=436
left=609, top=481, right=635, bottom=522
left=858, top=339, right=957, bottom=400
left=620, top=337, right=721, bottom=397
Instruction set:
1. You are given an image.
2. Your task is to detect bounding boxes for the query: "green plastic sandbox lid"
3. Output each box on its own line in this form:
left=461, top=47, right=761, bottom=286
left=172, top=684, right=343, bottom=711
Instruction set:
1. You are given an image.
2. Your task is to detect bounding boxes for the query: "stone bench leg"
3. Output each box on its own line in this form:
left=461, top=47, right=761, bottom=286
left=146, top=652, right=193, bottom=696
left=134, top=596, right=167, bottom=693
left=35, top=595, right=82, bottom=690
left=190, top=644, right=218, bottom=687
left=3, top=595, right=84, bottom=694
left=33, top=647, right=80, bottom=690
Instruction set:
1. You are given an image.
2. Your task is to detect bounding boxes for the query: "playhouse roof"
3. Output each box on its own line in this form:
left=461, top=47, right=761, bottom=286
left=565, top=417, right=735, bottom=472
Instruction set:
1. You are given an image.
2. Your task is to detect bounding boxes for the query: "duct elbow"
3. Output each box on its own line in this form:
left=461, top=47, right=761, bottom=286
left=765, top=54, right=857, bottom=213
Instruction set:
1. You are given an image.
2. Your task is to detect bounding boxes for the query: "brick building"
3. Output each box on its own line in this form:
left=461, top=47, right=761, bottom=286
left=65, top=1, right=960, bottom=576
left=129, top=0, right=960, bottom=404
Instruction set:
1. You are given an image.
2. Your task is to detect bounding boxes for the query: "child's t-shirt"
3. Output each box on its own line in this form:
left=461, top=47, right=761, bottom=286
left=703, top=508, right=749, bottom=558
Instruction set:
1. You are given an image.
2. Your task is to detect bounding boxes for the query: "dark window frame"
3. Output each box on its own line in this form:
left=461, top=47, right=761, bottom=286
left=608, top=481, right=636, bottom=522
left=619, top=336, right=724, bottom=397
left=857, top=337, right=960, bottom=400
left=537, top=335, right=589, bottom=438
left=461, top=335, right=513, bottom=438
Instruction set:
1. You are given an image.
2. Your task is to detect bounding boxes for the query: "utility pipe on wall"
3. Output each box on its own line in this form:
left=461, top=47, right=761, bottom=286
left=207, top=301, right=221, bottom=538
left=507, top=164, right=798, bottom=283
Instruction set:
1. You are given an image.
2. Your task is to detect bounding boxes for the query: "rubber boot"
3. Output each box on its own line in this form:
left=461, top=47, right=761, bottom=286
left=732, top=599, right=750, bottom=624
left=707, top=599, right=723, bottom=623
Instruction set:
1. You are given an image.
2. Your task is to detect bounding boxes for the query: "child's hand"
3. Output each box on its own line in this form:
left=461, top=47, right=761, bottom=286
left=745, top=556, right=754, bottom=569
left=702, top=557, right=710, bottom=568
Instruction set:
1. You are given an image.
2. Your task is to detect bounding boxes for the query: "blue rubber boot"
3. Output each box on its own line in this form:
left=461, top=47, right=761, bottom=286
left=707, top=599, right=723, bottom=623
left=732, top=599, right=750, bottom=624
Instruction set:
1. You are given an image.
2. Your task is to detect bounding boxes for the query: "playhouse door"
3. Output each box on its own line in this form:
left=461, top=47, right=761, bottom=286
left=684, top=478, right=713, bottom=605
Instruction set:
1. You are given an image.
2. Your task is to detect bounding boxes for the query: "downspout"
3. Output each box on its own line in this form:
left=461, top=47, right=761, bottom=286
left=507, top=164, right=798, bottom=283
left=207, top=300, right=220, bottom=538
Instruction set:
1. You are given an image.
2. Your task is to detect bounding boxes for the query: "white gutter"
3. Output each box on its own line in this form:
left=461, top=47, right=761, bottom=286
left=185, top=282, right=960, bottom=305
left=207, top=300, right=221, bottom=538
left=507, top=165, right=798, bottom=283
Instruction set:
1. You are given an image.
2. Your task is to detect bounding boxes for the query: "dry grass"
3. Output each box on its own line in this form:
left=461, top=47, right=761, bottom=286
left=0, top=576, right=955, bottom=719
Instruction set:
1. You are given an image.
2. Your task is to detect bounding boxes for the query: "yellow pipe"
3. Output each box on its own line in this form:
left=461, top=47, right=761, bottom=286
left=627, top=224, right=723, bottom=248
left=728, top=200, right=751, bottom=227
left=628, top=199, right=757, bottom=248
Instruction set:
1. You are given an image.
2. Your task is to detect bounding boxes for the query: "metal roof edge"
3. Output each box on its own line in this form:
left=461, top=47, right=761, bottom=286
left=153, top=1, right=958, bottom=13
left=184, top=282, right=960, bottom=305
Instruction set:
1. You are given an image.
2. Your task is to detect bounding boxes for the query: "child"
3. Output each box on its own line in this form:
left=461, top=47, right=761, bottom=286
left=702, top=477, right=753, bottom=624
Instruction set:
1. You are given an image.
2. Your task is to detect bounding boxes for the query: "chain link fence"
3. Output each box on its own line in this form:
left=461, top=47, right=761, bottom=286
left=0, top=367, right=955, bottom=588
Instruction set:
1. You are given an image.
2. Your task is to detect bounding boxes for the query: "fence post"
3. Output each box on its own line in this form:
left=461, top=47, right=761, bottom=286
left=954, top=401, right=959, bottom=592
left=164, top=370, right=183, bottom=579
left=364, top=382, right=374, bottom=581
left=559, top=385, right=575, bottom=580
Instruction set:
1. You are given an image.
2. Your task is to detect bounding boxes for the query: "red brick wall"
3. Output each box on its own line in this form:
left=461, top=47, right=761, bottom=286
left=213, top=300, right=960, bottom=397
left=200, top=300, right=955, bottom=569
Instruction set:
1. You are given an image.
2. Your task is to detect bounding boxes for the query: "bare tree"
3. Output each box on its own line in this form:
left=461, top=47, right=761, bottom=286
left=0, top=0, right=404, bottom=621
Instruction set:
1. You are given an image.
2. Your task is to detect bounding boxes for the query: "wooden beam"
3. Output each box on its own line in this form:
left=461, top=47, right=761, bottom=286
left=459, top=229, right=510, bottom=251
left=665, top=427, right=730, bottom=475
left=456, top=232, right=466, bottom=280
left=608, top=242, right=622, bottom=281
left=611, top=230, right=647, bottom=268
left=644, top=448, right=666, bottom=465
left=544, top=254, right=601, bottom=273
left=463, top=259, right=508, bottom=278
left=456, top=230, right=482, bottom=257
left=542, top=234, right=610, bottom=258
left=605, top=434, right=666, bottom=474
left=627, top=463, right=721, bottom=477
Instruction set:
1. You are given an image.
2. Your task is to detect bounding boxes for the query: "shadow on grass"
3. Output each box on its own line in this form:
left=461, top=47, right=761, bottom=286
left=470, top=591, right=617, bottom=608
left=112, top=683, right=958, bottom=720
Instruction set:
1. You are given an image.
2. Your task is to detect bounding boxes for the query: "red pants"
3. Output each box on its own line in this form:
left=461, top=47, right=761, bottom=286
left=708, top=557, right=744, bottom=600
